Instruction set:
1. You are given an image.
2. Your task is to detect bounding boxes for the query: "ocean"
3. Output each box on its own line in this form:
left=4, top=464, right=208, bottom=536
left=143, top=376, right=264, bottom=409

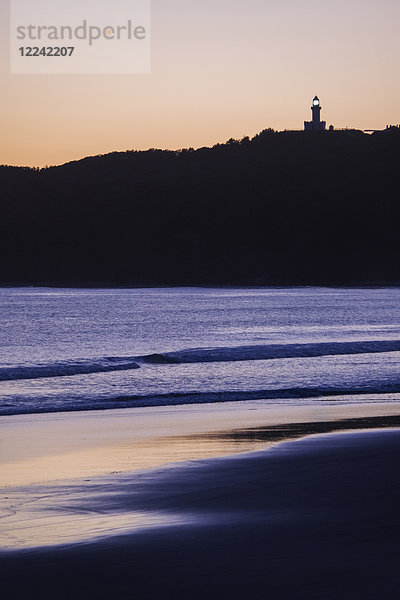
left=1, top=286, right=400, bottom=416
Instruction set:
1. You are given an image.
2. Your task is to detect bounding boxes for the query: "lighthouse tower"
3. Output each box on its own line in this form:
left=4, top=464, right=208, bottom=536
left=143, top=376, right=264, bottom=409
left=304, top=96, right=326, bottom=131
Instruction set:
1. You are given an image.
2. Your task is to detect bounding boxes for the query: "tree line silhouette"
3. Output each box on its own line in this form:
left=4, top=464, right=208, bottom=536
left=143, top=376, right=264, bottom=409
left=1, top=128, right=399, bottom=285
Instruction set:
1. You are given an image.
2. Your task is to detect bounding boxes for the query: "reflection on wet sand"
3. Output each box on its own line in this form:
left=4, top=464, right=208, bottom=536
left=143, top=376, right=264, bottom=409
left=1, top=410, right=400, bottom=549
left=2, top=420, right=400, bottom=550
left=2, top=428, right=400, bottom=600
left=2, top=403, right=400, bottom=489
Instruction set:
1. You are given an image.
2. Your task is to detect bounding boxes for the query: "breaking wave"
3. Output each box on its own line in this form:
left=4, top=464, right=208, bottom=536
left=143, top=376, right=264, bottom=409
left=0, top=357, right=140, bottom=381
left=2, top=384, right=400, bottom=416
left=2, top=340, right=400, bottom=382
left=140, top=340, right=400, bottom=365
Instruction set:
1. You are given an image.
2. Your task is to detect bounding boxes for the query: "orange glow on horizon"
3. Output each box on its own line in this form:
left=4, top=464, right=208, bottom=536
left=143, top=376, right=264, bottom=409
left=1, top=0, right=400, bottom=167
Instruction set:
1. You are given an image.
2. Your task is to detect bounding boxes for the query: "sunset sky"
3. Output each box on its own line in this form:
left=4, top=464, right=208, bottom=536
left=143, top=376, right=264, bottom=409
left=1, top=0, right=400, bottom=167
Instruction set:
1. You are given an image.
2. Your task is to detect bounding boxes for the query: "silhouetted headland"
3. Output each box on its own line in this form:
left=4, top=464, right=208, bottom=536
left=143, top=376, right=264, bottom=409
left=1, top=127, right=400, bottom=286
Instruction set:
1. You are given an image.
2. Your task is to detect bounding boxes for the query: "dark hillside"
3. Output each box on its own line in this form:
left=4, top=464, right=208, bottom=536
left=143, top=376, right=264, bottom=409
left=1, top=128, right=399, bottom=285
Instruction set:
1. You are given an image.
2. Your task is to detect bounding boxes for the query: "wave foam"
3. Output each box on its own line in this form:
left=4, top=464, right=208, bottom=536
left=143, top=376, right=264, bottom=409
left=0, top=357, right=140, bottom=382
left=2, top=340, right=400, bottom=382
left=140, top=340, right=400, bottom=364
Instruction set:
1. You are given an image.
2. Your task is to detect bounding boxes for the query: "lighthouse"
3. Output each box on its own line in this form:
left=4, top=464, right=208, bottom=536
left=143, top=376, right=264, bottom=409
left=304, top=96, right=326, bottom=132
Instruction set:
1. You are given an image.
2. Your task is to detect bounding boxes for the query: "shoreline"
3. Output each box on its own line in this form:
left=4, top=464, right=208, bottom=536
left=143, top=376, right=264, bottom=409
left=2, top=398, right=400, bottom=488
left=1, top=427, right=400, bottom=599
left=1, top=399, right=400, bottom=553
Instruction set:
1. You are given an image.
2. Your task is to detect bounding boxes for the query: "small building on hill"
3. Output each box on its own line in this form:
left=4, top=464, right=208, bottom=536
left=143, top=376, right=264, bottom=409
left=304, top=96, right=326, bottom=132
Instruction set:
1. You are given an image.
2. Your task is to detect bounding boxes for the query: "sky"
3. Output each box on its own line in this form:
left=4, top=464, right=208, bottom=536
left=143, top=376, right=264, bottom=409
left=1, top=0, right=400, bottom=167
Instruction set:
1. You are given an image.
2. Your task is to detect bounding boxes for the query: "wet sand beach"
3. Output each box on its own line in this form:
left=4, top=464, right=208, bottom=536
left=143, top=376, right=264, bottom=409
left=1, top=427, right=400, bottom=599
left=1, top=400, right=400, bottom=598
left=2, top=398, right=400, bottom=488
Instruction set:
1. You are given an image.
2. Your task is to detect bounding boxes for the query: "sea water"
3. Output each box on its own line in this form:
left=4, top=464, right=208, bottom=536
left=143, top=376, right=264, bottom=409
left=1, top=287, right=400, bottom=415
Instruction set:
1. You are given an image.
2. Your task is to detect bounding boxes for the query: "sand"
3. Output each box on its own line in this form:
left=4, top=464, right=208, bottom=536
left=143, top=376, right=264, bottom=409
left=1, top=399, right=400, bottom=598
left=2, top=397, right=400, bottom=488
